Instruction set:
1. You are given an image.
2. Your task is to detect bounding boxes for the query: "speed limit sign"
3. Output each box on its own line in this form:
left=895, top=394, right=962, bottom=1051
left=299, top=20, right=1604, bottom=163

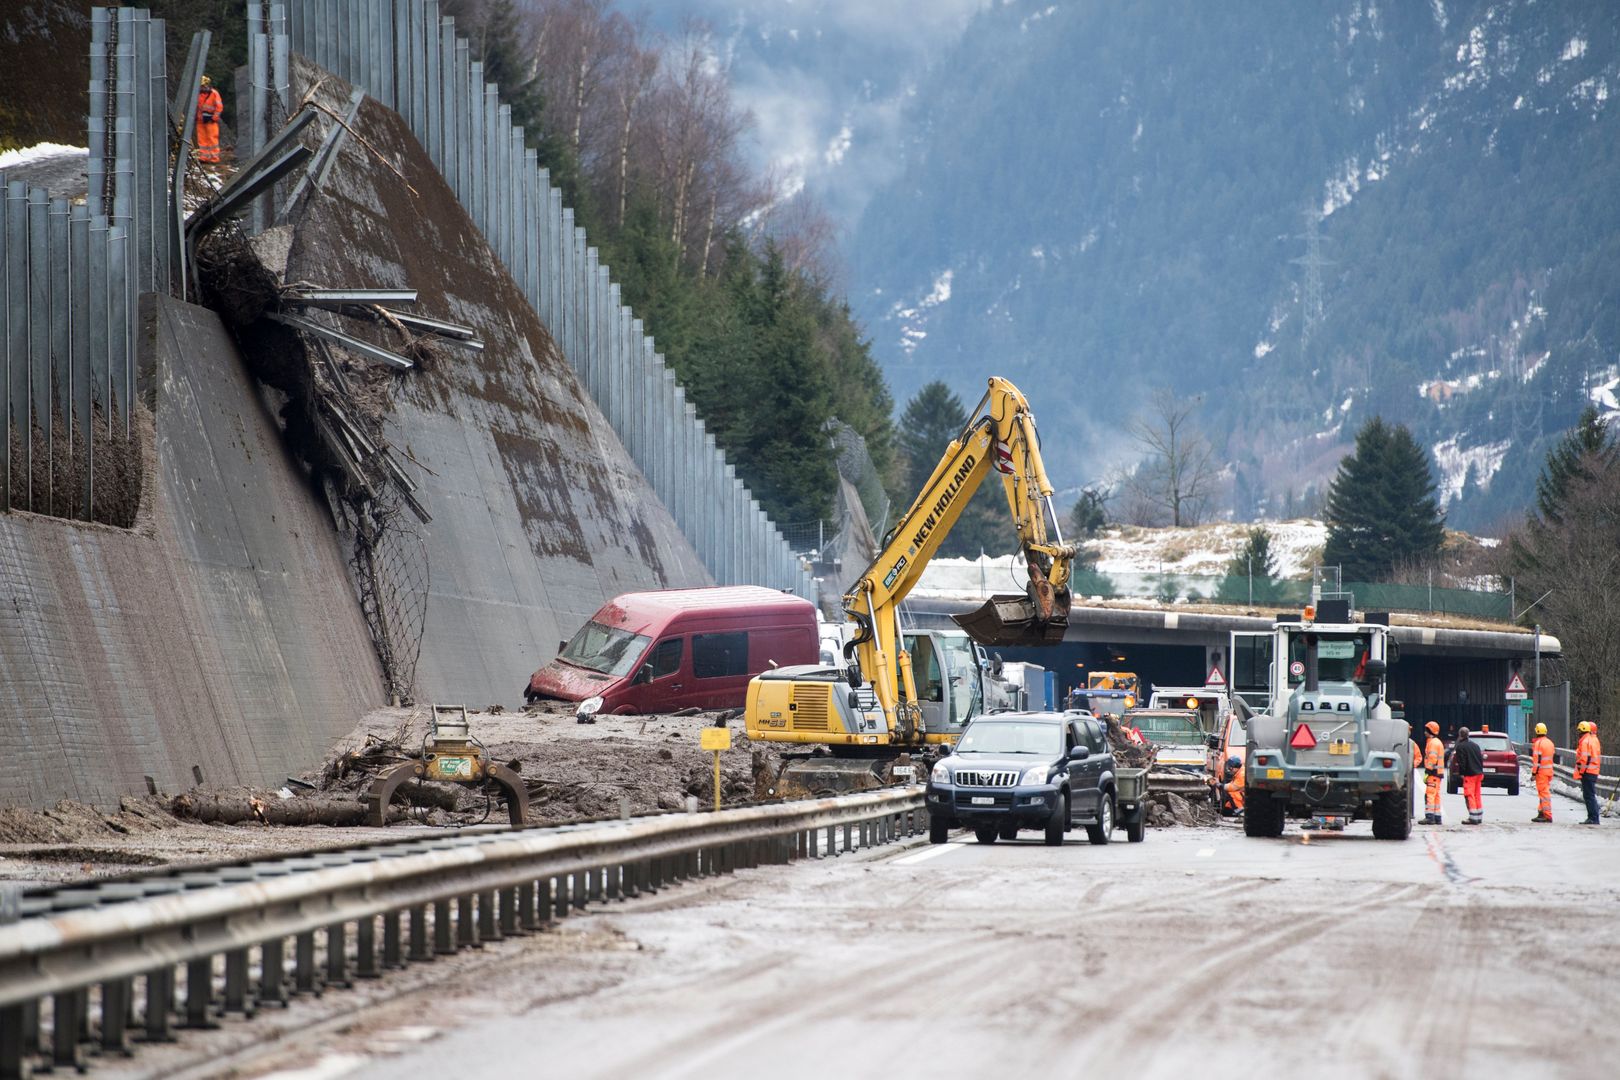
left=1289, top=660, right=1306, bottom=678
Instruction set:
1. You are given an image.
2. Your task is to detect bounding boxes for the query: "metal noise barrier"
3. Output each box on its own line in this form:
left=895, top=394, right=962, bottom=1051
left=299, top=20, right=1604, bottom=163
left=269, top=0, right=815, bottom=600
left=0, top=788, right=924, bottom=1073
left=0, top=8, right=169, bottom=524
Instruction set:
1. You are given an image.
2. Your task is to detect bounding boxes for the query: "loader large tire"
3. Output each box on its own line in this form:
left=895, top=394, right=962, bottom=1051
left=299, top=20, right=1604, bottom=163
left=1371, top=783, right=1413, bottom=840
left=1244, top=792, right=1286, bottom=838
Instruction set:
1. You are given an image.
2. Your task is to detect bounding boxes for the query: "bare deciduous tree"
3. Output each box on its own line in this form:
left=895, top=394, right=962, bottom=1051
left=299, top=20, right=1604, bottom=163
left=1506, top=456, right=1620, bottom=742
left=1121, top=387, right=1216, bottom=527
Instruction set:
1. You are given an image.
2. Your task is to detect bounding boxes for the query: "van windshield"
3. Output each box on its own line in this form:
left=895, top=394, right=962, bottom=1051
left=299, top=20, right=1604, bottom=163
left=559, top=621, right=650, bottom=677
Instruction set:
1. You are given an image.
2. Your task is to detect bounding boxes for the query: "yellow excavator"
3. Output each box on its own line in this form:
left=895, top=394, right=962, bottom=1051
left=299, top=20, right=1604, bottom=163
left=746, top=377, right=1078, bottom=792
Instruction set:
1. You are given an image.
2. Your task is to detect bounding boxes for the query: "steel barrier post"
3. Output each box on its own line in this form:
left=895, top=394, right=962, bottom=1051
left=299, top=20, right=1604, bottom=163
left=383, top=911, right=403, bottom=967
left=326, top=922, right=351, bottom=984
left=100, top=977, right=132, bottom=1054
left=293, top=931, right=319, bottom=993
left=259, top=937, right=287, bottom=1005
left=455, top=894, right=477, bottom=948
left=355, top=915, right=380, bottom=977
left=181, top=957, right=215, bottom=1029
left=409, top=906, right=432, bottom=962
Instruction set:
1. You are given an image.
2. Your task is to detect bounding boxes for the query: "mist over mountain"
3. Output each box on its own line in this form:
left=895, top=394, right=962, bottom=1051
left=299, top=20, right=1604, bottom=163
left=844, top=0, right=1620, bottom=532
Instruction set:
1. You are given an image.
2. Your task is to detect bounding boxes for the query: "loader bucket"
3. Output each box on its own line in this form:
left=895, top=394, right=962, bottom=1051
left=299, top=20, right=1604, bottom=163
left=952, top=592, right=1071, bottom=647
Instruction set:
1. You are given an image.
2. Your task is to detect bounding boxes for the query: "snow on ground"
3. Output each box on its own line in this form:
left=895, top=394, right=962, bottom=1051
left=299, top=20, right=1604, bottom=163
left=0, top=143, right=86, bottom=170
left=1431, top=436, right=1511, bottom=507
left=1590, top=366, right=1620, bottom=422
left=909, top=520, right=1328, bottom=602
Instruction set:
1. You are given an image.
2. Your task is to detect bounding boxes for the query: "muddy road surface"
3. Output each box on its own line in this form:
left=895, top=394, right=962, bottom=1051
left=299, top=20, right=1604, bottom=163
left=108, top=782, right=1618, bottom=1079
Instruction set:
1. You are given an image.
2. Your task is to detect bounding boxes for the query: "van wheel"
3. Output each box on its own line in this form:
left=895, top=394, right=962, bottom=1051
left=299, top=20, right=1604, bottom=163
left=973, top=827, right=997, bottom=845
left=929, top=817, right=950, bottom=845
left=1086, top=793, right=1114, bottom=845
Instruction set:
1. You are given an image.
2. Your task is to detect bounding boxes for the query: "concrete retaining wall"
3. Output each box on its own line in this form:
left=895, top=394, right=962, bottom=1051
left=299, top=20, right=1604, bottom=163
left=283, top=67, right=711, bottom=705
left=0, top=296, right=383, bottom=808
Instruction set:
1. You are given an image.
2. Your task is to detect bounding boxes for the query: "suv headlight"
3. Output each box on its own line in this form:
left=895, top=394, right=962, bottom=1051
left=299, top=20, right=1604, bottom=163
left=930, top=761, right=951, bottom=784
left=575, top=696, right=604, bottom=721
left=1020, top=764, right=1050, bottom=786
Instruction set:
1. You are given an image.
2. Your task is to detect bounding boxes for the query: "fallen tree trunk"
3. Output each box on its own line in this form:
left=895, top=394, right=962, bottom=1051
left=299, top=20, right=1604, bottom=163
left=170, top=791, right=402, bottom=826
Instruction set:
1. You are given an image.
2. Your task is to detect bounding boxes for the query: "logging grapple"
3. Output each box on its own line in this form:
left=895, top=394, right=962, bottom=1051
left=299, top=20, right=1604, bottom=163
left=365, top=705, right=529, bottom=825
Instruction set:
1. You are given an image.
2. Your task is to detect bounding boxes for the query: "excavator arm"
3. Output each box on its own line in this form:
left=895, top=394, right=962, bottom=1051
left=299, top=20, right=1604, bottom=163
left=844, top=377, right=1077, bottom=743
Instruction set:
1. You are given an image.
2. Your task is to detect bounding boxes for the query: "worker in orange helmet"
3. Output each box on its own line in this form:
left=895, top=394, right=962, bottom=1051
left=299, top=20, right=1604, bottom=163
left=1422, top=720, right=1444, bottom=824
left=1575, top=721, right=1603, bottom=825
left=1530, top=722, right=1556, bottom=823
left=196, top=74, right=224, bottom=165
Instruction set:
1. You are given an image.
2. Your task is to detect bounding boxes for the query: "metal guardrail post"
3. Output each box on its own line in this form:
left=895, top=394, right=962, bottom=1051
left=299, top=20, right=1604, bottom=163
left=107, top=224, right=129, bottom=438
left=420, top=3, right=438, bottom=164
left=68, top=206, right=89, bottom=520
left=524, top=151, right=540, bottom=303
left=454, top=41, right=471, bottom=203
left=440, top=17, right=456, bottom=181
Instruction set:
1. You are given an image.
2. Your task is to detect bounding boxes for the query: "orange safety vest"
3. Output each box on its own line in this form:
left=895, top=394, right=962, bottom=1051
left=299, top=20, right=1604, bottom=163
left=1226, top=764, right=1245, bottom=810
left=197, top=88, right=223, bottom=124
left=1424, top=736, right=1444, bottom=773
left=1575, top=733, right=1602, bottom=779
left=1531, top=735, right=1556, bottom=777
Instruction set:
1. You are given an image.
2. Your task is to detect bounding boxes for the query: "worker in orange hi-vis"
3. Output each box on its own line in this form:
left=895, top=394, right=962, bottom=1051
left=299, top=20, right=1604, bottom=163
left=196, top=74, right=223, bottom=164
left=1422, top=720, right=1444, bottom=824
left=1530, top=722, right=1556, bottom=823
left=1575, top=721, right=1603, bottom=825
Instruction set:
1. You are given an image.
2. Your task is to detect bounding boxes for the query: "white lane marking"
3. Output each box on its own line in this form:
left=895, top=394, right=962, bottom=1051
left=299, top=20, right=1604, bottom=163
left=893, top=842, right=965, bottom=867
left=249, top=1053, right=369, bottom=1080
left=1196, top=847, right=1215, bottom=858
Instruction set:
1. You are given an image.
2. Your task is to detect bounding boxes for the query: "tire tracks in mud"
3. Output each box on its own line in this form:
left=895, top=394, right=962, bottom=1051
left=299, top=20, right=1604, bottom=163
left=1055, top=879, right=1427, bottom=1070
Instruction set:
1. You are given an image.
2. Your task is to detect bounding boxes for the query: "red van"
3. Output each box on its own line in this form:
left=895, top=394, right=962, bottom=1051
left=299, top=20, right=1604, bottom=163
left=524, top=586, right=818, bottom=714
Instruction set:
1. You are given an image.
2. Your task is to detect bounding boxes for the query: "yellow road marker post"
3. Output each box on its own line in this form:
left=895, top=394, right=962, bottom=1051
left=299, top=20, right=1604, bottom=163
left=700, top=726, right=731, bottom=811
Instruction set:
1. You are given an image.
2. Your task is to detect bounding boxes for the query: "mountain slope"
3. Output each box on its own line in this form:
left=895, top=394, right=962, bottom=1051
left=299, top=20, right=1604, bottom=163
left=847, top=0, right=1620, bottom=530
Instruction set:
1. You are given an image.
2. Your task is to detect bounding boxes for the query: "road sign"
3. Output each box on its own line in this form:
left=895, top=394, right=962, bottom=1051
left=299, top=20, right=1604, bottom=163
left=1505, top=672, right=1528, bottom=702
left=1205, top=665, right=1226, bottom=688
left=1521, top=698, right=1535, bottom=713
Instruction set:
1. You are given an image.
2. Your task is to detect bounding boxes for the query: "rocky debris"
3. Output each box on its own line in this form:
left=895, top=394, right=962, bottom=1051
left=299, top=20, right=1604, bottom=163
left=301, top=705, right=786, bottom=826
left=1145, top=789, right=1218, bottom=827
left=1104, top=715, right=1158, bottom=769
left=0, top=796, right=180, bottom=845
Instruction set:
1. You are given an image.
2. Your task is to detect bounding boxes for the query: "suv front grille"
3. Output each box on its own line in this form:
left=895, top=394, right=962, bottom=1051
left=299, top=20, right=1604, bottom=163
left=954, top=769, right=1017, bottom=788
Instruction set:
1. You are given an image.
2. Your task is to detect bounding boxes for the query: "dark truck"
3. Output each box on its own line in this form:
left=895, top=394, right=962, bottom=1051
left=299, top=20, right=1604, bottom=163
left=925, top=711, right=1148, bottom=846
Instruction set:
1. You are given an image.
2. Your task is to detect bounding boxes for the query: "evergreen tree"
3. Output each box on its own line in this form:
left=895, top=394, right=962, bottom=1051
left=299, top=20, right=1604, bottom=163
left=1226, top=526, right=1277, bottom=578
left=1323, top=418, right=1445, bottom=582
left=897, top=382, right=968, bottom=497
left=895, top=382, right=1015, bottom=557
left=1067, top=488, right=1109, bottom=538
left=1534, top=406, right=1617, bottom=525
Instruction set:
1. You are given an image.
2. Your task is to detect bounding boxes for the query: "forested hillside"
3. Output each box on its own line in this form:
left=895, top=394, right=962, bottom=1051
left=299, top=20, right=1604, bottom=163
left=848, top=0, right=1620, bottom=532
left=438, top=0, right=899, bottom=531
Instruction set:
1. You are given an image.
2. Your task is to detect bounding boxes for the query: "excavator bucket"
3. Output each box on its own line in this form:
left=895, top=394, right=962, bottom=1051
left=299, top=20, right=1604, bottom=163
left=762, top=755, right=918, bottom=800
left=953, top=592, right=1071, bottom=647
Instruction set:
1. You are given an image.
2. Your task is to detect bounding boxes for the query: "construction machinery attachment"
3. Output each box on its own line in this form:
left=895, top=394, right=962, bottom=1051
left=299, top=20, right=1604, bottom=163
left=953, top=590, right=1071, bottom=647
left=364, top=705, right=528, bottom=826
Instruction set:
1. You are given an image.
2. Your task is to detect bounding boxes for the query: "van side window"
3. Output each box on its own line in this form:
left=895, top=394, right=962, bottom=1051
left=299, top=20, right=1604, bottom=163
left=646, top=638, right=683, bottom=680
left=693, top=632, right=748, bottom=679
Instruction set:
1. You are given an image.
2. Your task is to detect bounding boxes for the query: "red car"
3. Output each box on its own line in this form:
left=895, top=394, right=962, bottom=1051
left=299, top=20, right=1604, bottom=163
left=1446, top=729, right=1520, bottom=796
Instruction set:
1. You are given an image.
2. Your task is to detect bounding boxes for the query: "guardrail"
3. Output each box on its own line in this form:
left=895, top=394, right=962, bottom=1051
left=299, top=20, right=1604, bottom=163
left=0, top=787, right=924, bottom=1076
left=1514, top=744, right=1619, bottom=802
